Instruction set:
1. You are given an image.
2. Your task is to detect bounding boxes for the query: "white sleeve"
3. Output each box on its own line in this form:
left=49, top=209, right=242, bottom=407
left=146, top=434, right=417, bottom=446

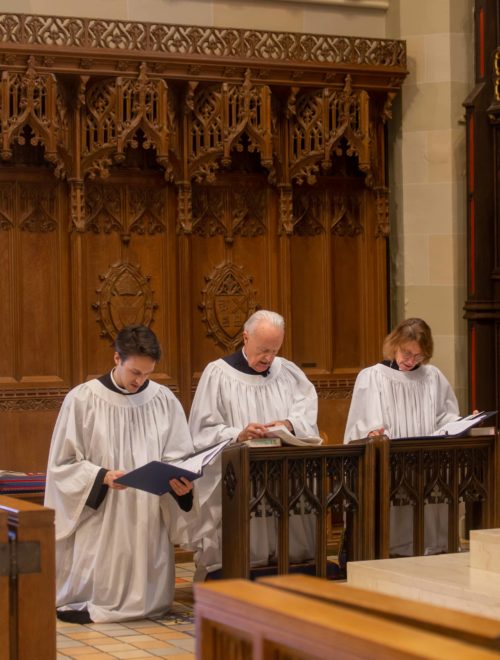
left=344, top=367, right=384, bottom=443
left=44, top=387, right=102, bottom=540
left=188, top=362, right=241, bottom=449
left=280, top=360, right=319, bottom=438
left=434, top=368, right=460, bottom=428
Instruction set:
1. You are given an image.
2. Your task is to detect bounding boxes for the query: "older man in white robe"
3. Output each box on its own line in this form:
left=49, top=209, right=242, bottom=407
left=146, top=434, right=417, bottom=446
left=45, top=325, right=196, bottom=623
left=188, top=310, right=319, bottom=579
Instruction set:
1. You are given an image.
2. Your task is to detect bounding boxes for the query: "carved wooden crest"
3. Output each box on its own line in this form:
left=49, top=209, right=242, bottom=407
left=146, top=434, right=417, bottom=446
left=93, top=262, right=157, bottom=339
left=200, top=262, right=257, bottom=351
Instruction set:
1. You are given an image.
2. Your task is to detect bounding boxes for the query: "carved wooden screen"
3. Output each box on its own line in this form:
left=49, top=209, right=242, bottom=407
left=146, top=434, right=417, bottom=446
left=0, top=12, right=406, bottom=470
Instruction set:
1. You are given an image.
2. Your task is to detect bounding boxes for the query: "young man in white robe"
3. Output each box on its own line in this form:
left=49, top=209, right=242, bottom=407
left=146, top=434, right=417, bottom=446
left=344, top=317, right=460, bottom=556
left=188, top=310, right=319, bottom=579
left=45, top=325, right=196, bottom=623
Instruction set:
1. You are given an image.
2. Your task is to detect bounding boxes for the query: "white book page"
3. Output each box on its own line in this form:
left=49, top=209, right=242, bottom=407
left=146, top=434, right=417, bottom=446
left=169, top=437, right=233, bottom=474
left=432, top=413, right=488, bottom=437
left=265, top=424, right=323, bottom=446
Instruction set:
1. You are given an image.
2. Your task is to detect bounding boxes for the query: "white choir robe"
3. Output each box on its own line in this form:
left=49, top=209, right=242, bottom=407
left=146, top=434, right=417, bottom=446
left=44, top=379, right=199, bottom=623
left=187, top=356, right=319, bottom=574
left=344, top=363, right=460, bottom=556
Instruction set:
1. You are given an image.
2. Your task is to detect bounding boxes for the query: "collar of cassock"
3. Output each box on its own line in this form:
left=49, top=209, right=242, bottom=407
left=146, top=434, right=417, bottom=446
left=223, top=348, right=271, bottom=377
left=98, top=370, right=150, bottom=394
left=381, top=359, right=420, bottom=372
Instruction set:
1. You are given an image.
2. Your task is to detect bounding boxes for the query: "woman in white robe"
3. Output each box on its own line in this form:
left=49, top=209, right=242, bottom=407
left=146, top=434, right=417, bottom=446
left=188, top=310, right=319, bottom=576
left=344, top=317, right=460, bottom=556
left=45, top=326, right=196, bottom=623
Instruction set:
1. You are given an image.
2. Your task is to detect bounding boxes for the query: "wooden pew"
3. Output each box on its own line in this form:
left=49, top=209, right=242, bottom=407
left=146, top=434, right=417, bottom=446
left=259, top=573, right=500, bottom=651
left=220, top=442, right=376, bottom=579
left=195, top=578, right=500, bottom=659
left=0, top=496, right=56, bottom=660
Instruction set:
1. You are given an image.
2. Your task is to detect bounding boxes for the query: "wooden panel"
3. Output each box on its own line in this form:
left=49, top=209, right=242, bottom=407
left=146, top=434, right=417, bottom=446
left=0, top=509, right=9, bottom=658
left=0, top=410, right=59, bottom=472
left=0, top=497, right=56, bottom=660
left=0, top=12, right=402, bottom=474
left=195, top=579, right=500, bottom=659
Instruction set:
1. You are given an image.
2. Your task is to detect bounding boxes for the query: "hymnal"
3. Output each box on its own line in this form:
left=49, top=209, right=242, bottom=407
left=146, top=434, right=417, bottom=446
left=393, top=411, right=497, bottom=441
left=264, top=424, right=323, bottom=446
left=115, top=437, right=233, bottom=495
left=431, top=411, right=497, bottom=438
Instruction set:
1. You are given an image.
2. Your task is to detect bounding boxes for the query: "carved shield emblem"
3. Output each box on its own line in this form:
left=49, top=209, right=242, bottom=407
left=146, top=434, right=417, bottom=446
left=94, top=262, right=157, bottom=339
left=214, top=294, right=248, bottom=339
left=201, top=262, right=257, bottom=351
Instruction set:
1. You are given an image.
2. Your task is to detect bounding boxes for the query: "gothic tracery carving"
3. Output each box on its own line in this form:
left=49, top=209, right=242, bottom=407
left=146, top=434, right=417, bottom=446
left=288, top=76, right=371, bottom=185
left=0, top=56, right=69, bottom=177
left=330, top=194, right=362, bottom=237
left=186, top=71, right=273, bottom=183
left=81, top=63, right=174, bottom=181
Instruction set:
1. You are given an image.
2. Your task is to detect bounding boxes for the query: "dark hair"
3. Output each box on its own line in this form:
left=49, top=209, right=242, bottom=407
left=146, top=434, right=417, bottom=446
left=114, top=325, right=162, bottom=362
left=382, top=317, right=433, bottom=363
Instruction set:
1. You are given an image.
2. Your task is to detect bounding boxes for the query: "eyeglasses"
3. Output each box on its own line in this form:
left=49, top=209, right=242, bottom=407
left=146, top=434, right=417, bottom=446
left=400, top=349, right=425, bottom=364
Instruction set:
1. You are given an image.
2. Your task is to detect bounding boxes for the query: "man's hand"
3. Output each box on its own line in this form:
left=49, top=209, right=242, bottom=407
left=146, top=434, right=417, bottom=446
left=367, top=427, right=385, bottom=437
left=237, top=423, right=271, bottom=442
left=169, top=476, right=193, bottom=497
left=104, top=470, right=127, bottom=490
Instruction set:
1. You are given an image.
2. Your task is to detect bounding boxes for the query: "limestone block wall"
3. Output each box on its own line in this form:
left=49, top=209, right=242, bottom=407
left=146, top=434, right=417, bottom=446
left=387, top=0, right=473, bottom=409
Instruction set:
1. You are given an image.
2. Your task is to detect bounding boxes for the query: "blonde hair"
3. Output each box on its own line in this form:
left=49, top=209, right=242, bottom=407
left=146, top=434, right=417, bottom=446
left=382, top=317, right=433, bottom=363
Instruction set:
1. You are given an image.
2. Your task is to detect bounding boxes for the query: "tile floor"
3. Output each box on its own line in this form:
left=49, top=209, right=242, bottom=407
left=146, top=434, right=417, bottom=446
left=56, top=562, right=196, bottom=660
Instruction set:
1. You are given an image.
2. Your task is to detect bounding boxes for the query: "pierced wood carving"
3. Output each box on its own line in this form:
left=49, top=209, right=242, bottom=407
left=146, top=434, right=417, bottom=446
left=81, top=63, right=174, bottom=181
left=287, top=76, right=371, bottom=185
left=0, top=56, right=69, bottom=177
left=200, top=262, right=257, bottom=352
left=93, top=262, right=158, bottom=339
left=0, top=14, right=406, bottom=76
left=186, top=71, right=273, bottom=184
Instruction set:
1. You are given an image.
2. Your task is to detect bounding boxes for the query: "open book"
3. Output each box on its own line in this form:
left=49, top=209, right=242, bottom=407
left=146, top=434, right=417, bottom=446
left=264, top=424, right=323, bottom=447
left=115, top=437, right=233, bottom=495
left=431, top=411, right=497, bottom=438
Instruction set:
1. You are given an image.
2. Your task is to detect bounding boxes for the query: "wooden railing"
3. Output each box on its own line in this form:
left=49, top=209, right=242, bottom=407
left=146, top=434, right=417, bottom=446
left=220, top=442, right=376, bottom=579
left=220, top=432, right=500, bottom=577
left=0, top=496, right=56, bottom=660
left=195, top=576, right=500, bottom=659
left=368, top=432, right=500, bottom=557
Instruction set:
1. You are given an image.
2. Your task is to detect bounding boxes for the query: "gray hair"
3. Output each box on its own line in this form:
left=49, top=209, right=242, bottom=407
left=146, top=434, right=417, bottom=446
left=244, top=310, right=285, bottom=335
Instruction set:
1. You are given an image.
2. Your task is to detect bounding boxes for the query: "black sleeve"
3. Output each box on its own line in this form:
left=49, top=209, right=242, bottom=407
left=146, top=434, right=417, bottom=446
left=85, top=467, right=109, bottom=510
left=171, top=491, right=193, bottom=512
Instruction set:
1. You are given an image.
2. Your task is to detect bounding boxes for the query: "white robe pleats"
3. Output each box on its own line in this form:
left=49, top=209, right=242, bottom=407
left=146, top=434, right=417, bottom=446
left=344, top=363, right=460, bottom=556
left=45, top=379, right=196, bottom=622
left=187, top=357, right=319, bottom=573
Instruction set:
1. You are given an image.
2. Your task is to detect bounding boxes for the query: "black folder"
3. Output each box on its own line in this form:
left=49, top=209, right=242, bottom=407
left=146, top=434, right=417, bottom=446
left=115, top=461, right=199, bottom=496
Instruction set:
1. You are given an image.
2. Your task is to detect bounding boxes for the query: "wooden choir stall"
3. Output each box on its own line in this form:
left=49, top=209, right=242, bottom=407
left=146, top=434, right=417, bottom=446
left=0, top=496, right=56, bottom=660
left=219, top=430, right=500, bottom=578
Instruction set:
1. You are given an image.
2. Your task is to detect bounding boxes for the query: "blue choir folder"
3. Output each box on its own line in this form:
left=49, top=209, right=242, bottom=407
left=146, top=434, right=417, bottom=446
left=115, top=436, right=233, bottom=496
left=115, top=461, right=199, bottom=496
